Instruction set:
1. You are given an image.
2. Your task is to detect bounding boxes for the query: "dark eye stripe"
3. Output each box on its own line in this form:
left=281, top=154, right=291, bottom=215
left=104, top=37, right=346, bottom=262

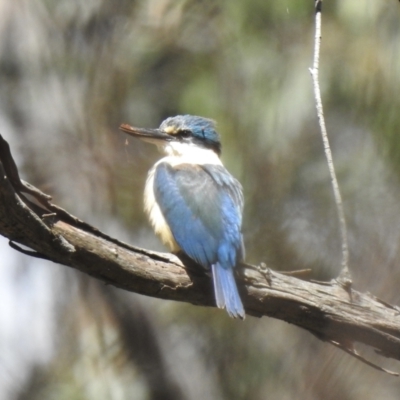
left=177, top=130, right=191, bottom=138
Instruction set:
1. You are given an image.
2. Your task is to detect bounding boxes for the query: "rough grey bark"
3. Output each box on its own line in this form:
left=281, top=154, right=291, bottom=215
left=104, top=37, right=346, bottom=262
left=1, top=134, right=400, bottom=374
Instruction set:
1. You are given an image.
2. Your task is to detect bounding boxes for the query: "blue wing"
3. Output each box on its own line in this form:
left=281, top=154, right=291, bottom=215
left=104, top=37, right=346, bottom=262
left=154, top=162, right=245, bottom=318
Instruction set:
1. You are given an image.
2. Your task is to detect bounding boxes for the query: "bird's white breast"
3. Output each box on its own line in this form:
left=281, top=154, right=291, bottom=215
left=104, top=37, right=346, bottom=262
left=144, top=163, right=180, bottom=251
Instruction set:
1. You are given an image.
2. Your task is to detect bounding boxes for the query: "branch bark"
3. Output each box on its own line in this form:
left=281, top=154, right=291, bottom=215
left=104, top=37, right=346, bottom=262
left=1, top=134, right=400, bottom=373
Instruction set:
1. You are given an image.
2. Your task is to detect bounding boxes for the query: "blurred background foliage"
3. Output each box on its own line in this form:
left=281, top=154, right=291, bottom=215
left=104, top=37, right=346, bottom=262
left=0, top=0, right=400, bottom=399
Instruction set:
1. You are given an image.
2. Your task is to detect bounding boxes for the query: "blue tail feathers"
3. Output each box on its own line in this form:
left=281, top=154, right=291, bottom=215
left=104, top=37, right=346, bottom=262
left=211, top=263, right=245, bottom=319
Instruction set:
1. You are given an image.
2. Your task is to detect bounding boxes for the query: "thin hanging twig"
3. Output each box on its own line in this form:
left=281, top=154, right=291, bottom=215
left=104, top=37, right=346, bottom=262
left=329, top=340, right=399, bottom=377
left=309, top=0, right=349, bottom=274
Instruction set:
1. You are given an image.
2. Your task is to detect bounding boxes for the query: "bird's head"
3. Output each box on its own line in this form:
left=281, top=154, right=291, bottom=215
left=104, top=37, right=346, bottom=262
left=120, top=115, right=221, bottom=156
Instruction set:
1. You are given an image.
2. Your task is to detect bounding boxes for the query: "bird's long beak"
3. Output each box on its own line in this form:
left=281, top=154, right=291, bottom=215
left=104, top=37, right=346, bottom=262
left=119, top=123, right=171, bottom=144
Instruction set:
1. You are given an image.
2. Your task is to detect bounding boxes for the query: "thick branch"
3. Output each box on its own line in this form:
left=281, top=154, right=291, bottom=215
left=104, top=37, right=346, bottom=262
left=1, top=135, right=400, bottom=369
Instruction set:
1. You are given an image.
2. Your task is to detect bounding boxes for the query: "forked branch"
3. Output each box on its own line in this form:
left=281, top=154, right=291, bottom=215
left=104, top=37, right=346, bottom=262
left=0, top=134, right=399, bottom=375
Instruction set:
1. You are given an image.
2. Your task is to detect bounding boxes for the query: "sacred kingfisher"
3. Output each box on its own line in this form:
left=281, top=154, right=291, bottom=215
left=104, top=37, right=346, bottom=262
left=120, top=115, right=245, bottom=319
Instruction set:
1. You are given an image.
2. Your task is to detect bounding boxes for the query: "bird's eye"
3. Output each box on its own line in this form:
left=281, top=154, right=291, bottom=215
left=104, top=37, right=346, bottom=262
left=179, top=130, right=191, bottom=138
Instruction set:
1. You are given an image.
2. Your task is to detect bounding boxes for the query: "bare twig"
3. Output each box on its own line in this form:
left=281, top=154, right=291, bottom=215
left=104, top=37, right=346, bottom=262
left=9, top=240, right=53, bottom=261
left=329, top=340, right=399, bottom=377
left=309, top=0, right=349, bottom=274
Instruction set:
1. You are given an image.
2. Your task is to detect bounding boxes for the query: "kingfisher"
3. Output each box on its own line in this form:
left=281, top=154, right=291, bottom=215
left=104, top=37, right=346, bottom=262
left=119, top=115, right=245, bottom=319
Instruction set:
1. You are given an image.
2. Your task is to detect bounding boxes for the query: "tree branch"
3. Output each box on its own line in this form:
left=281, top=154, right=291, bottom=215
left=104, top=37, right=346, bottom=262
left=1, top=134, right=400, bottom=373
